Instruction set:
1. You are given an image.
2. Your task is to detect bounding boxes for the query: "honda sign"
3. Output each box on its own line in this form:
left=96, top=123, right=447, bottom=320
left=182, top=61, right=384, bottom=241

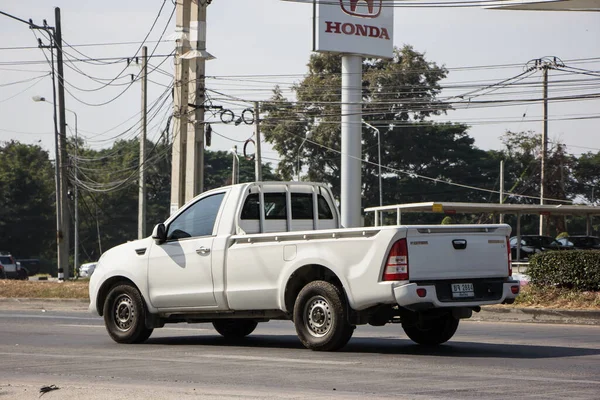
left=314, top=0, right=394, bottom=58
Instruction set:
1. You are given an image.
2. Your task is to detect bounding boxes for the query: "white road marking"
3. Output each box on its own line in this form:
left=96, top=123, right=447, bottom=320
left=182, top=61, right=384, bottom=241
left=0, top=351, right=359, bottom=366
left=197, top=354, right=359, bottom=365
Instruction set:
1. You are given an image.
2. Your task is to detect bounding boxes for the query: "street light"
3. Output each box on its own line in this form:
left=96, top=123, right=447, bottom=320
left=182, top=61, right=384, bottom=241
left=229, top=146, right=239, bottom=184
left=33, top=96, right=79, bottom=277
left=362, top=120, right=382, bottom=207
left=296, top=131, right=313, bottom=181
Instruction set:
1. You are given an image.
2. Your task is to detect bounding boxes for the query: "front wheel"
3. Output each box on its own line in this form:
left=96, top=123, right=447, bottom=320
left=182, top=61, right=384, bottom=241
left=402, top=313, right=459, bottom=345
left=293, top=280, right=354, bottom=351
left=103, top=284, right=153, bottom=344
left=212, top=319, right=258, bottom=339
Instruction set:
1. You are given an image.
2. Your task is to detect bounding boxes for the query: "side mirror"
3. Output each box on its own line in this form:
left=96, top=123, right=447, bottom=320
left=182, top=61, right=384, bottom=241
left=152, top=223, right=167, bottom=243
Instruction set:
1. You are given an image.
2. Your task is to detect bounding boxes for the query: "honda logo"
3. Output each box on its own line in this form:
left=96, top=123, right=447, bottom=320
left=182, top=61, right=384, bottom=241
left=340, top=0, right=383, bottom=18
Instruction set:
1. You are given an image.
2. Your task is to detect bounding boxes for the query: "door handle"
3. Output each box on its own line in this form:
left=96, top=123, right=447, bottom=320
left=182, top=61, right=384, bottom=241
left=196, top=246, right=211, bottom=255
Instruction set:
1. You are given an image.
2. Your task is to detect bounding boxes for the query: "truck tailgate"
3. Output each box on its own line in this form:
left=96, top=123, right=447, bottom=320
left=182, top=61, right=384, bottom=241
left=405, top=225, right=510, bottom=280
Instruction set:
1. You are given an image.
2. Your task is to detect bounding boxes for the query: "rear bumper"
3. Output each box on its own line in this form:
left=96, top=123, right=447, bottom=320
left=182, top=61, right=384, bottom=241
left=393, top=280, right=520, bottom=311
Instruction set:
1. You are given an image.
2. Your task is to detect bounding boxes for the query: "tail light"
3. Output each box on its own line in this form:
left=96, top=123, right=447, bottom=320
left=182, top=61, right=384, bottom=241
left=506, top=236, right=512, bottom=276
left=383, top=238, right=409, bottom=281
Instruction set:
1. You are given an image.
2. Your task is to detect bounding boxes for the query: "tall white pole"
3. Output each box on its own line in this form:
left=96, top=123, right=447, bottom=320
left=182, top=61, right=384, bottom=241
left=341, top=55, right=362, bottom=228
left=499, top=160, right=504, bottom=223
left=539, top=65, right=548, bottom=235
left=254, top=101, right=262, bottom=181
left=232, top=146, right=239, bottom=185
left=377, top=127, right=382, bottom=207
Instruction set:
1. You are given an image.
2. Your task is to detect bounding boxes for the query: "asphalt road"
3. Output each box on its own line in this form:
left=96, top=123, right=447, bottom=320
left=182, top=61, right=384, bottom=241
left=0, top=309, right=599, bottom=400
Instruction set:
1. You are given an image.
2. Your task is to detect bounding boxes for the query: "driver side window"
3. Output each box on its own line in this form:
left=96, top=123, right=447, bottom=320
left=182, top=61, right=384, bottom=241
left=167, top=193, right=225, bottom=240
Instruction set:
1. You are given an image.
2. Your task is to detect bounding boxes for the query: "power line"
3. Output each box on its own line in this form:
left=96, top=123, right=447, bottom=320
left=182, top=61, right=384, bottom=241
left=0, top=73, right=50, bottom=87
left=0, top=39, right=171, bottom=51
left=283, top=128, right=572, bottom=204
left=0, top=74, right=48, bottom=104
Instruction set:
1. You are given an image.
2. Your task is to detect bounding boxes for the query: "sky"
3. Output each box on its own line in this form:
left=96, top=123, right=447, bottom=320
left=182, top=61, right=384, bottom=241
left=0, top=0, right=599, bottom=170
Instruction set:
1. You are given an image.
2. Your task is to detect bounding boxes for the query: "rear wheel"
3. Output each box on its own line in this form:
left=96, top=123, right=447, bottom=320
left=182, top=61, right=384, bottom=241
left=293, top=280, right=354, bottom=351
left=17, top=269, right=28, bottom=280
left=402, top=313, right=459, bottom=345
left=103, top=284, right=153, bottom=344
left=212, top=319, right=258, bottom=339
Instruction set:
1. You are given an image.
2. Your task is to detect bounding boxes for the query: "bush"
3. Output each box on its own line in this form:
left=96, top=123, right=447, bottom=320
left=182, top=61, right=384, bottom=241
left=528, top=250, right=600, bottom=291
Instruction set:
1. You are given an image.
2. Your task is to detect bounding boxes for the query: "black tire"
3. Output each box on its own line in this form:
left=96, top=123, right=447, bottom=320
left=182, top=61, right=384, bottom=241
left=17, top=269, right=28, bottom=280
left=402, top=313, right=459, bottom=345
left=103, top=284, right=153, bottom=344
left=212, top=319, right=258, bottom=339
left=293, top=280, right=354, bottom=351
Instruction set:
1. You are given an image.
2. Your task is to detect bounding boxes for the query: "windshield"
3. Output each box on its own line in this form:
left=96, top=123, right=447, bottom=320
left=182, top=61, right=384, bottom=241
left=0, top=256, right=13, bottom=264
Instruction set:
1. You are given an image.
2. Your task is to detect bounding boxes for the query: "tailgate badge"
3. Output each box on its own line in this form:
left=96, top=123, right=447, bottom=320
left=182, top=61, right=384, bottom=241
left=452, top=239, right=467, bottom=250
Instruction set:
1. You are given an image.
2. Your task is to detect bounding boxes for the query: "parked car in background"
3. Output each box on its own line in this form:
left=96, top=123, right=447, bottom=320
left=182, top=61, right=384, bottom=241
left=556, top=235, right=600, bottom=250
left=509, top=235, right=569, bottom=261
left=0, top=252, right=28, bottom=280
left=79, top=262, right=97, bottom=278
left=15, top=258, right=42, bottom=276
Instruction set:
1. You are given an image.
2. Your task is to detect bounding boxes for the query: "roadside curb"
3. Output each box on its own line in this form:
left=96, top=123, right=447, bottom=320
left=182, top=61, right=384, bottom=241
left=476, top=306, right=600, bottom=326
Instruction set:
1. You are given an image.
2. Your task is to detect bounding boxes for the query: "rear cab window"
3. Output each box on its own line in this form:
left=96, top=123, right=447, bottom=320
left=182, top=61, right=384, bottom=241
left=239, top=186, right=336, bottom=234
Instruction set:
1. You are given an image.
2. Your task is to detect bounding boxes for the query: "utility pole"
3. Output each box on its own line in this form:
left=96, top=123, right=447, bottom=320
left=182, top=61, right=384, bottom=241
left=71, top=110, right=79, bottom=277
left=171, top=0, right=213, bottom=212
left=30, top=20, right=62, bottom=281
left=254, top=101, right=262, bottom=181
left=55, top=7, right=70, bottom=280
left=138, top=46, right=147, bottom=239
left=170, top=0, right=191, bottom=214
left=539, top=63, right=549, bottom=236
left=3, top=9, right=69, bottom=278
left=184, top=0, right=208, bottom=201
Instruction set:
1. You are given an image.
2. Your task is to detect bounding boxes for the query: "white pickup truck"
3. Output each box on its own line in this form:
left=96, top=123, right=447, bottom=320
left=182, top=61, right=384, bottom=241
left=89, top=182, right=519, bottom=351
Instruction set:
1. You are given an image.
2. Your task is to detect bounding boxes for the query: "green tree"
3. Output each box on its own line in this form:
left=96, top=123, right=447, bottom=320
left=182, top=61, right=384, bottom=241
left=73, top=141, right=280, bottom=264
left=262, top=46, right=498, bottom=217
left=493, top=130, right=576, bottom=235
left=0, top=141, right=55, bottom=260
left=573, top=151, right=600, bottom=205
left=204, top=150, right=280, bottom=190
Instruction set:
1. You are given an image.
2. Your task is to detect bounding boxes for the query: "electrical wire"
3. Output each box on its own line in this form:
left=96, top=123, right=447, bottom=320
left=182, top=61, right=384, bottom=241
left=282, top=127, right=572, bottom=203
left=0, top=74, right=48, bottom=104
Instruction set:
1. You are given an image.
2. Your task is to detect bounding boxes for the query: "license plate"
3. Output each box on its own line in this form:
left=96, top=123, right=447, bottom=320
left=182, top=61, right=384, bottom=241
left=451, top=283, right=474, bottom=298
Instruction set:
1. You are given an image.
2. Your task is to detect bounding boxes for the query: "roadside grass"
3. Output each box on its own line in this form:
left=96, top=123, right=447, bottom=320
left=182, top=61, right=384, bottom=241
left=0, top=279, right=89, bottom=299
left=512, top=285, right=600, bottom=309
left=0, top=280, right=599, bottom=309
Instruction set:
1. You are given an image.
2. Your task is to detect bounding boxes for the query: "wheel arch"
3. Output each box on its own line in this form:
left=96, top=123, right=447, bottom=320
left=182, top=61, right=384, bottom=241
left=283, top=264, right=350, bottom=316
left=96, top=276, right=142, bottom=316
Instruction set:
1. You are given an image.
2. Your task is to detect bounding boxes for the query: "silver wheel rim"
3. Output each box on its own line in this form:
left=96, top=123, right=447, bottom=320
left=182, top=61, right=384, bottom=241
left=114, top=294, right=135, bottom=332
left=303, top=295, right=333, bottom=337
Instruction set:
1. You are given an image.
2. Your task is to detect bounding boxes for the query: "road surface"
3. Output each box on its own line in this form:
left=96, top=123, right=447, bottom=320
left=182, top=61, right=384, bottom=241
left=0, top=309, right=599, bottom=399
